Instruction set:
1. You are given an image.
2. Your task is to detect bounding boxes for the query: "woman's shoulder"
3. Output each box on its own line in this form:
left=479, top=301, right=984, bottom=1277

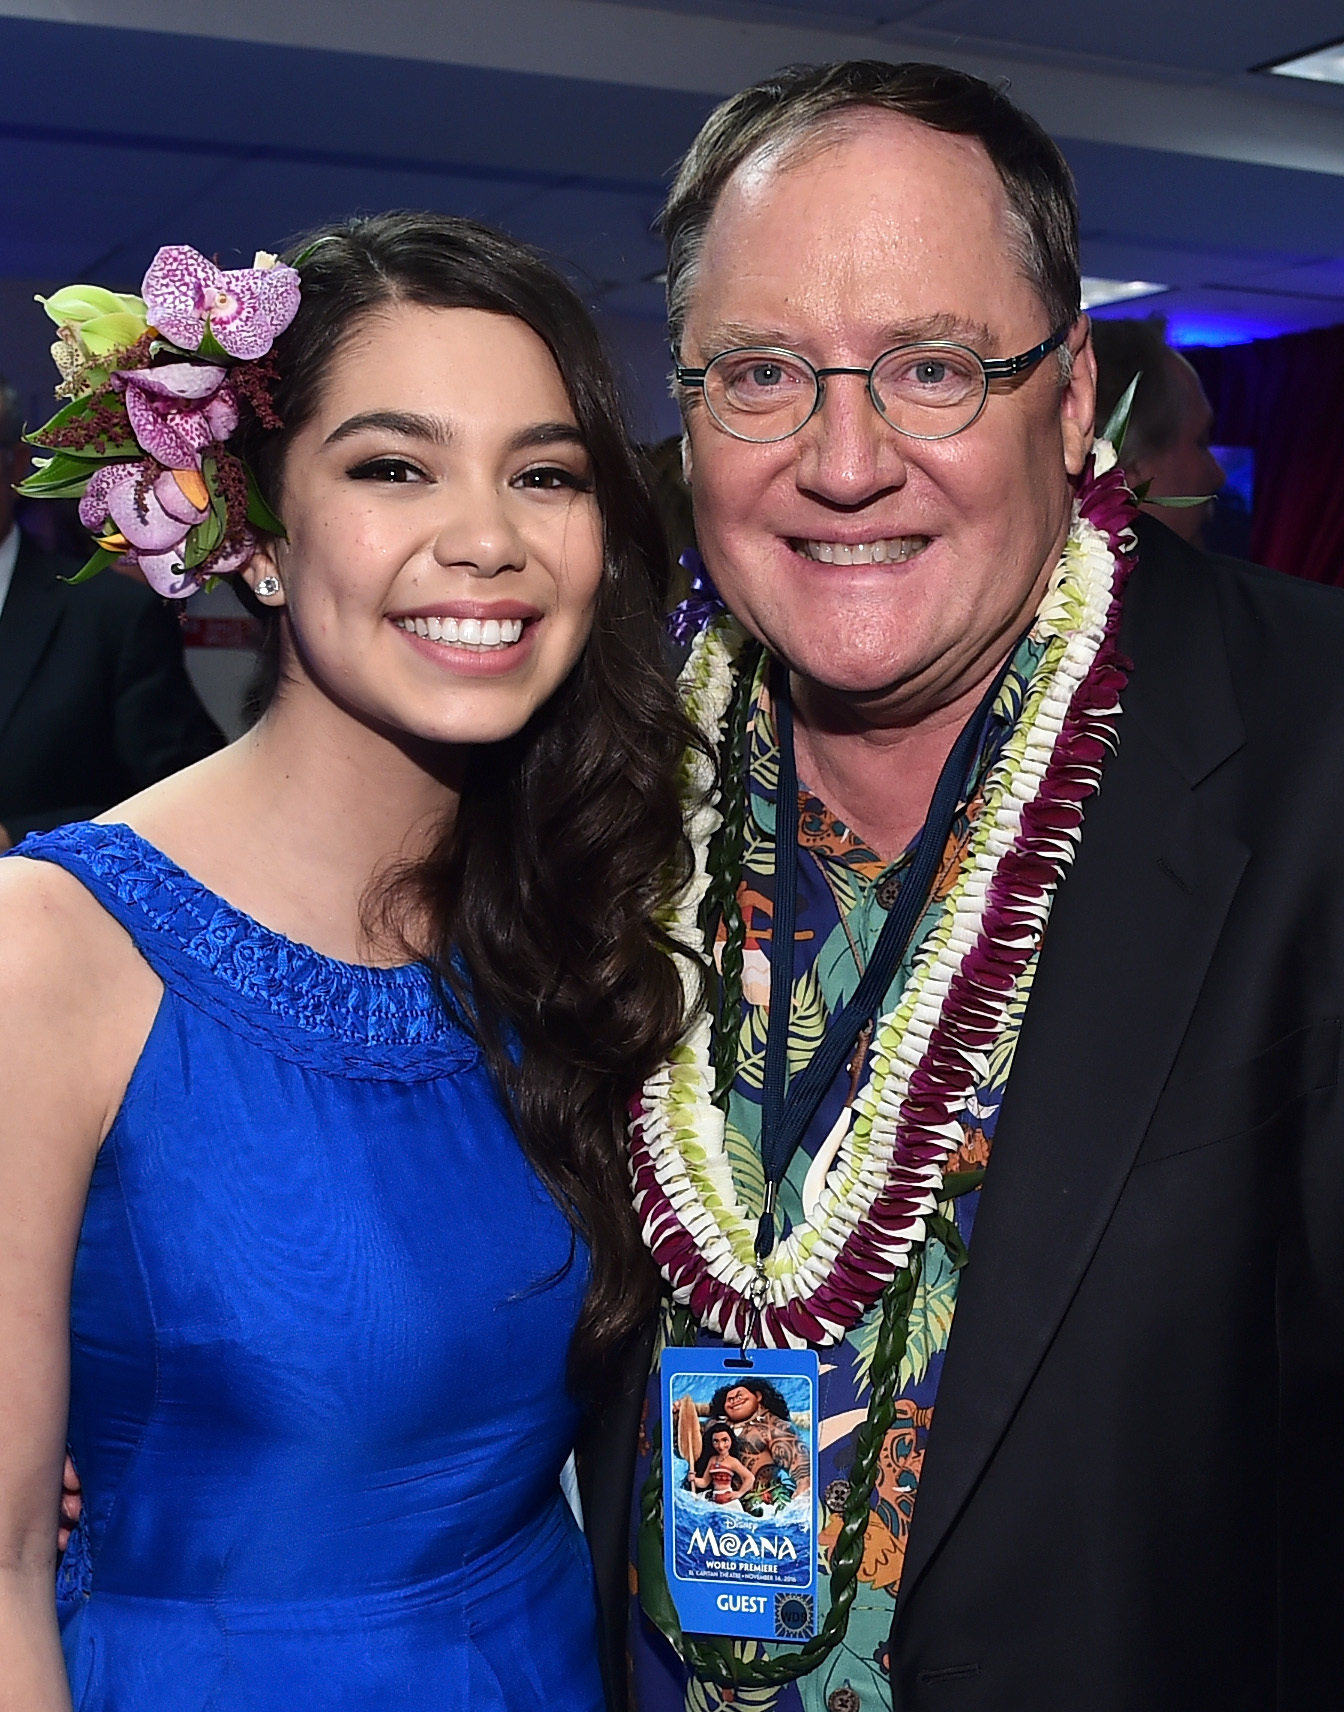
left=0, top=850, right=138, bottom=982
left=0, top=851, right=162, bottom=1138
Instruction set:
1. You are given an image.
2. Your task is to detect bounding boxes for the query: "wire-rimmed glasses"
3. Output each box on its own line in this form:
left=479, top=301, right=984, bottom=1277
left=674, top=324, right=1070, bottom=443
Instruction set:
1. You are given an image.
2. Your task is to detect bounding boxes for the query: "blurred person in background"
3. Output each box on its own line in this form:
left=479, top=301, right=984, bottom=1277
left=639, top=434, right=699, bottom=608
left=0, top=374, right=221, bottom=846
left=1091, top=316, right=1225, bottom=548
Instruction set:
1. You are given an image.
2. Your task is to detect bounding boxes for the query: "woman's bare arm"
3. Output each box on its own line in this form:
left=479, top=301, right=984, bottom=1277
left=0, top=859, right=160, bottom=1712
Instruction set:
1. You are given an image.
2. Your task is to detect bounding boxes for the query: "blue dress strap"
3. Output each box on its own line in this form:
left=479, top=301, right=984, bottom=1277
left=11, top=822, right=479, bottom=1082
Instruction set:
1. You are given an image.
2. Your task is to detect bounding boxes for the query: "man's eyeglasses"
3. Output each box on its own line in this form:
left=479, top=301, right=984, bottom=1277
left=674, top=324, right=1070, bottom=444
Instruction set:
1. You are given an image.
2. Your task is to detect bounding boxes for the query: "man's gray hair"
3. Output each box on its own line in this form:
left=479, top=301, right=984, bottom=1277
left=1090, top=317, right=1187, bottom=466
left=660, top=60, right=1082, bottom=373
left=0, top=376, right=24, bottom=447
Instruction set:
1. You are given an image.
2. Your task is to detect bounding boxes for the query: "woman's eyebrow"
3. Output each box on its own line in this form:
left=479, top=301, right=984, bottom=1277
left=504, top=421, right=587, bottom=454
left=323, top=414, right=585, bottom=454
left=324, top=409, right=454, bottom=446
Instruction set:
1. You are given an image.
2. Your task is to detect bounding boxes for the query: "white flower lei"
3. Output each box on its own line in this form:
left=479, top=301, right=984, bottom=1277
left=630, top=474, right=1133, bottom=1349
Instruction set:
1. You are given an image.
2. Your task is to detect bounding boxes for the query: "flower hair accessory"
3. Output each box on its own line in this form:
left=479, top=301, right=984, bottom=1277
left=18, top=245, right=300, bottom=597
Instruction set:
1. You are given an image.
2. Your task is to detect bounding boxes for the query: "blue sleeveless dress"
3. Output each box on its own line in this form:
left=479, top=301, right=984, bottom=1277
left=17, top=822, right=605, bottom=1712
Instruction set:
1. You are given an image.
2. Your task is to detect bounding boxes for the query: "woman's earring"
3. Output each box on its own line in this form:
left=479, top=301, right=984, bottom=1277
left=254, top=575, right=282, bottom=599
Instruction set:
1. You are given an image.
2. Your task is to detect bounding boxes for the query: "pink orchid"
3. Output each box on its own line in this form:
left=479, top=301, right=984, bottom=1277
left=79, top=461, right=210, bottom=597
left=114, top=362, right=239, bottom=470
left=142, top=245, right=300, bottom=360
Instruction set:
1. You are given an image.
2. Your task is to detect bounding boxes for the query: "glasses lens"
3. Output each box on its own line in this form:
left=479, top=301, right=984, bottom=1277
left=704, top=350, right=817, bottom=441
left=871, top=345, right=987, bottom=438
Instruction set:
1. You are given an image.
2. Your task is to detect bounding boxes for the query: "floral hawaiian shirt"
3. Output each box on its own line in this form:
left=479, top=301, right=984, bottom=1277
left=629, top=634, right=1043, bottom=1712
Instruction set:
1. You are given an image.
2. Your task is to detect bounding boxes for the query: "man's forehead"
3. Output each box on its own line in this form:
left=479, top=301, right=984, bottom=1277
left=710, top=108, right=1009, bottom=239
left=683, top=111, right=1032, bottom=354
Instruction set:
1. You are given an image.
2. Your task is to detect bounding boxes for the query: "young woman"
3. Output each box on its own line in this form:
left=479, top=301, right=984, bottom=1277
left=689, top=1425, right=754, bottom=1507
left=0, top=212, right=695, bottom=1712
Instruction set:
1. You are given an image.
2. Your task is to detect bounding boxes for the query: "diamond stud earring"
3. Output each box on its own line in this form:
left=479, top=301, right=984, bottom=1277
left=254, top=575, right=282, bottom=599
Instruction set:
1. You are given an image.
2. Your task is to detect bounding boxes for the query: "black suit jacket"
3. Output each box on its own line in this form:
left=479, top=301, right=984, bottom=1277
left=582, top=520, right=1344, bottom=1712
left=0, top=535, right=223, bottom=838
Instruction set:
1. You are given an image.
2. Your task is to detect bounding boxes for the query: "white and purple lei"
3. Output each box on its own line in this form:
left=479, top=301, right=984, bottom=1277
left=632, top=447, right=1139, bottom=1348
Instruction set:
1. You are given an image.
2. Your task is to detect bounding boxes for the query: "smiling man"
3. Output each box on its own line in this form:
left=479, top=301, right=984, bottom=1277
left=579, top=60, right=1344, bottom=1712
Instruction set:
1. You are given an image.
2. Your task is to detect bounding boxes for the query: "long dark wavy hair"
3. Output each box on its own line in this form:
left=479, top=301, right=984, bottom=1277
left=234, top=211, right=700, bottom=1389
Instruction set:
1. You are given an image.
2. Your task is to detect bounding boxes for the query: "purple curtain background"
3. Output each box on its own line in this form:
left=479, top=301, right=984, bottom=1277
left=1186, top=325, right=1344, bottom=587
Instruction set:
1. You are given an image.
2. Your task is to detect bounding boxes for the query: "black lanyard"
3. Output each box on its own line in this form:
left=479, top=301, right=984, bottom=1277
left=755, top=652, right=1018, bottom=1261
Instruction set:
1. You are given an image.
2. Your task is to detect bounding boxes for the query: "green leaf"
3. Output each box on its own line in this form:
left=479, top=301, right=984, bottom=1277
left=724, top=1116, right=766, bottom=1211
left=786, top=965, right=828, bottom=1079
left=899, top=1233, right=957, bottom=1391
left=245, top=465, right=285, bottom=538
left=290, top=235, right=336, bottom=268
left=1100, top=371, right=1140, bottom=456
left=182, top=455, right=231, bottom=570
left=1147, top=492, right=1216, bottom=508
left=196, top=325, right=228, bottom=361
left=181, top=507, right=225, bottom=570
left=62, top=546, right=119, bottom=585
left=16, top=451, right=96, bottom=500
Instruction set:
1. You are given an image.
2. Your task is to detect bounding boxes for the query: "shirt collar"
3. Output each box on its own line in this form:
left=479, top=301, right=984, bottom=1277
left=744, top=634, right=1042, bottom=874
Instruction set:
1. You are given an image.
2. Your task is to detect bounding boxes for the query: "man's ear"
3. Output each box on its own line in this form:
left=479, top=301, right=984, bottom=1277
left=1061, top=316, right=1097, bottom=478
left=680, top=430, right=694, bottom=487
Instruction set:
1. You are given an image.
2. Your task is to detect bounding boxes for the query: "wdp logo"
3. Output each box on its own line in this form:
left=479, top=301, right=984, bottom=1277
left=773, top=1592, right=814, bottom=1640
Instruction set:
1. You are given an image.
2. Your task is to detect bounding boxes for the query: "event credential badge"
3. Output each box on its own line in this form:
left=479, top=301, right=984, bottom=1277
left=661, top=1347, right=820, bottom=1643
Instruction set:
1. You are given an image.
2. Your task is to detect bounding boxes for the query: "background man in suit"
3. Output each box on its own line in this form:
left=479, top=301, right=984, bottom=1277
left=576, top=61, right=1344, bottom=1712
left=1091, top=316, right=1227, bottom=549
left=0, top=376, right=222, bottom=846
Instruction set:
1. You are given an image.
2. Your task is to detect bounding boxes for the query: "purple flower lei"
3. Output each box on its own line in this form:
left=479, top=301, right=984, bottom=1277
left=666, top=549, right=727, bottom=644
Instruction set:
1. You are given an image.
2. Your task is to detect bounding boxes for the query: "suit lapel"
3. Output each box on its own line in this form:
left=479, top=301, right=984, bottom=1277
left=0, top=537, right=62, bottom=740
left=897, top=526, right=1249, bottom=1607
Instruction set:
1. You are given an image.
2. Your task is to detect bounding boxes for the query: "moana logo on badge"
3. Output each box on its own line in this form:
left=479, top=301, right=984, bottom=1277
left=688, top=1527, right=799, bottom=1562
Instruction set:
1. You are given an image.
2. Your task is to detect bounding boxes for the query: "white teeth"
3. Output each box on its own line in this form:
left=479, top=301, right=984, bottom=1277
left=394, top=615, right=526, bottom=650
left=796, top=535, right=929, bottom=565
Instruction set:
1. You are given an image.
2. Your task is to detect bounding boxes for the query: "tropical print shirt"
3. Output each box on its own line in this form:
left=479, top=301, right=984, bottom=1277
left=629, top=634, right=1043, bottom=1712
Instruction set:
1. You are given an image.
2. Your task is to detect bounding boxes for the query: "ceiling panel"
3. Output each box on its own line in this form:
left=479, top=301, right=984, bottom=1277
left=0, top=13, right=713, bottom=189
left=606, top=0, right=1344, bottom=81
left=878, top=0, right=1344, bottom=78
